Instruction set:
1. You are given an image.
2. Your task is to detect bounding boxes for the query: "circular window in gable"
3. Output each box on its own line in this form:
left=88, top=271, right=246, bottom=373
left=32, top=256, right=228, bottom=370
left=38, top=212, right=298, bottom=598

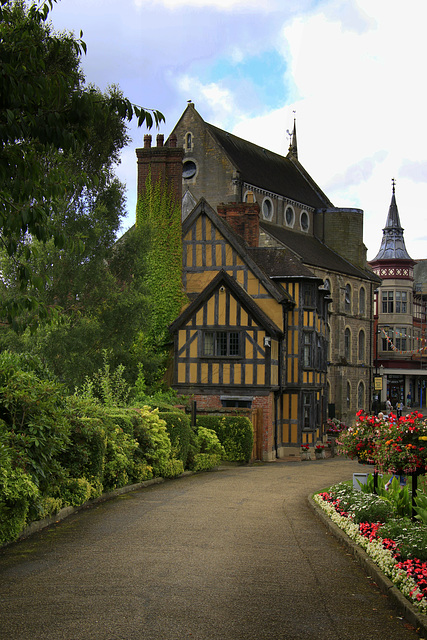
left=183, top=160, right=197, bottom=179
left=262, top=197, right=273, bottom=221
left=300, top=211, right=309, bottom=231
left=285, top=206, right=295, bottom=227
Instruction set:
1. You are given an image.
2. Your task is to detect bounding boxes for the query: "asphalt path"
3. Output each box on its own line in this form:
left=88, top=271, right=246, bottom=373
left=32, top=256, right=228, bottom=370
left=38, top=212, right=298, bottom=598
left=0, top=458, right=421, bottom=640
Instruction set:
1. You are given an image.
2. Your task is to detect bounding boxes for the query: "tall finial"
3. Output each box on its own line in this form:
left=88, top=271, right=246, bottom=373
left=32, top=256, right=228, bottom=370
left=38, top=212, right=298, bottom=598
left=286, top=110, right=298, bottom=160
left=392, top=177, right=396, bottom=194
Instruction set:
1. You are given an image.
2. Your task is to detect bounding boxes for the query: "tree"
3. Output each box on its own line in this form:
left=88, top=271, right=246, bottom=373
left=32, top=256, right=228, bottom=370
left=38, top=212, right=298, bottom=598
left=0, top=0, right=164, bottom=327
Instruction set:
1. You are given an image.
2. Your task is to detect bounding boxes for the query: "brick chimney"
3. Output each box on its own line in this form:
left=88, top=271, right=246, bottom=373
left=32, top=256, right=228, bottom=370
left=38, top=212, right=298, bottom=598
left=217, top=202, right=260, bottom=247
left=136, top=133, right=184, bottom=204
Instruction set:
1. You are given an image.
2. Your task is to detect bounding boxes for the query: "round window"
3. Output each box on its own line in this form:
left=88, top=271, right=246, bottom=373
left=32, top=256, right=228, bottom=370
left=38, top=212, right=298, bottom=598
left=300, top=211, right=309, bottom=231
left=285, top=206, right=294, bottom=226
left=262, top=198, right=273, bottom=220
left=183, top=160, right=197, bottom=179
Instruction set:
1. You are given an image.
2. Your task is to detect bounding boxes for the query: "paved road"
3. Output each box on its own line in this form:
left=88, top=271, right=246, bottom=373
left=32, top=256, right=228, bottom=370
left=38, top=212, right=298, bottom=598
left=0, top=458, right=421, bottom=640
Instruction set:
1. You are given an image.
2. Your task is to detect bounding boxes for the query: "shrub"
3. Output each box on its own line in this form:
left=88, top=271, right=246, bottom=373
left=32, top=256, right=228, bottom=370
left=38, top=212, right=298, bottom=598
left=0, top=352, right=70, bottom=494
left=103, top=426, right=139, bottom=491
left=0, top=440, right=39, bottom=544
left=59, top=477, right=94, bottom=508
left=160, top=411, right=191, bottom=467
left=196, top=415, right=253, bottom=463
left=191, top=427, right=225, bottom=472
left=61, top=397, right=107, bottom=484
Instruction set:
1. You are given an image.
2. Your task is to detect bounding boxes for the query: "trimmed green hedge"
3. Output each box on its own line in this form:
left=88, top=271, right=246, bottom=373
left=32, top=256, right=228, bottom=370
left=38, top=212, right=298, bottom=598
left=160, top=411, right=192, bottom=467
left=196, top=415, right=253, bottom=463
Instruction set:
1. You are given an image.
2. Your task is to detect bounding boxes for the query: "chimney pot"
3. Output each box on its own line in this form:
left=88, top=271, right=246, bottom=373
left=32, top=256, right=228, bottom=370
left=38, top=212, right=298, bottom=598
left=144, top=134, right=152, bottom=148
left=156, top=134, right=164, bottom=147
left=169, top=134, right=177, bottom=148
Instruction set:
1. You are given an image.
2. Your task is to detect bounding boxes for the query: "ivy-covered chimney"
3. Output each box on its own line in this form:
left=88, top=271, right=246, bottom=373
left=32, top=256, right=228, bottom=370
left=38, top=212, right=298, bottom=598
left=136, top=133, right=184, bottom=204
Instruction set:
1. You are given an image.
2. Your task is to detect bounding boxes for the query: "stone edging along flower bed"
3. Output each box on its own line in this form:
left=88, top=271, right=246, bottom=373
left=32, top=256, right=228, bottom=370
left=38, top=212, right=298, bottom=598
left=309, top=493, right=427, bottom=637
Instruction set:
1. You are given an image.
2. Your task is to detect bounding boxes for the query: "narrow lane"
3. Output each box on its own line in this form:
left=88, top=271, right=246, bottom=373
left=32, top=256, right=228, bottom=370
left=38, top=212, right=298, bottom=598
left=0, top=459, right=420, bottom=640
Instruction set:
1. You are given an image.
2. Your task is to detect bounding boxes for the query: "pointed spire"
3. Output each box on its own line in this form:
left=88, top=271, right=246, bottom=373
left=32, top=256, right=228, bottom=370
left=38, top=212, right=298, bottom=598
left=372, top=179, right=412, bottom=261
left=287, top=115, right=298, bottom=160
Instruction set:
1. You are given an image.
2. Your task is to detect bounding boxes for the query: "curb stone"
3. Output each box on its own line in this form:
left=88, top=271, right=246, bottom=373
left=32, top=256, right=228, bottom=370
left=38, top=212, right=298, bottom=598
left=309, top=494, right=427, bottom=638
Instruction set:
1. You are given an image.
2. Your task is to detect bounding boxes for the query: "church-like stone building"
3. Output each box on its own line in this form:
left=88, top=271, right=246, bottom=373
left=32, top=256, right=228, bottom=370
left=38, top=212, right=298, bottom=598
left=136, top=103, right=380, bottom=459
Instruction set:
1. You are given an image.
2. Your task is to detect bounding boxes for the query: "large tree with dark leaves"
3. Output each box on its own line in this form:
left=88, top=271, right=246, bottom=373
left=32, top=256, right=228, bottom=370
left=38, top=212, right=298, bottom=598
left=0, top=0, right=163, bottom=328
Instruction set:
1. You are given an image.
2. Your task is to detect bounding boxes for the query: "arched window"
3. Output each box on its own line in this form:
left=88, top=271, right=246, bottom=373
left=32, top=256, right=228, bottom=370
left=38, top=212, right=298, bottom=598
left=358, top=381, right=365, bottom=410
left=359, top=287, right=366, bottom=316
left=244, top=190, right=254, bottom=203
left=324, top=278, right=331, bottom=292
left=344, top=284, right=351, bottom=313
left=346, top=381, right=351, bottom=409
left=344, top=327, right=351, bottom=361
left=358, top=329, right=365, bottom=361
left=186, top=132, right=192, bottom=150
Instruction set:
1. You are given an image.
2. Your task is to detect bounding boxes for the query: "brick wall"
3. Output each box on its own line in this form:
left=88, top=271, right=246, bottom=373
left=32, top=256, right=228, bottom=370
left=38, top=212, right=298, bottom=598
left=135, top=134, right=184, bottom=205
left=217, top=202, right=260, bottom=247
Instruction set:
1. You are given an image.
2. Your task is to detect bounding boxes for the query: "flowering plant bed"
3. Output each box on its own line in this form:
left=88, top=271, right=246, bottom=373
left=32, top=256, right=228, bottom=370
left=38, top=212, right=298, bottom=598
left=339, top=411, right=427, bottom=473
left=314, top=481, right=427, bottom=615
left=326, top=418, right=347, bottom=436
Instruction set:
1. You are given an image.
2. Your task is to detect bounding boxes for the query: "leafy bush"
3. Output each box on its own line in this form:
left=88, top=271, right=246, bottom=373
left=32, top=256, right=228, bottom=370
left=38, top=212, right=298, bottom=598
left=160, top=411, right=191, bottom=467
left=103, top=426, right=138, bottom=491
left=0, top=352, right=70, bottom=494
left=60, top=397, right=107, bottom=483
left=191, top=427, right=225, bottom=472
left=0, top=431, right=39, bottom=544
left=196, top=415, right=253, bottom=463
left=59, top=477, right=94, bottom=508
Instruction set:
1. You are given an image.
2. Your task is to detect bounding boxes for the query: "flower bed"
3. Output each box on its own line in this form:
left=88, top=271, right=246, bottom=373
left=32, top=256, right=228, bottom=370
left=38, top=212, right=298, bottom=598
left=314, top=487, right=427, bottom=614
left=339, top=410, right=427, bottom=473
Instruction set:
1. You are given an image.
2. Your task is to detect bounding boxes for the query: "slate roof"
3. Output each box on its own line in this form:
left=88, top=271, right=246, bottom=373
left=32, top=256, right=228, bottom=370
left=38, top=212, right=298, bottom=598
left=205, top=123, right=333, bottom=210
left=260, top=220, right=380, bottom=283
left=249, top=247, right=318, bottom=280
left=372, top=189, right=413, bottom=262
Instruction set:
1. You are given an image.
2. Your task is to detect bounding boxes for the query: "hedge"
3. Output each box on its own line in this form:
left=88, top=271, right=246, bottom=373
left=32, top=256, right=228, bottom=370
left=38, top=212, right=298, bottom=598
left=196, top=415, right=253, bottom=463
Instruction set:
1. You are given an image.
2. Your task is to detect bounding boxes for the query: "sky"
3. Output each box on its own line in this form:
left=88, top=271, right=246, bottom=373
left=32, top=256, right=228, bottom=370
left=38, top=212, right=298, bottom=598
left=47, top=0, right=427, bottom=261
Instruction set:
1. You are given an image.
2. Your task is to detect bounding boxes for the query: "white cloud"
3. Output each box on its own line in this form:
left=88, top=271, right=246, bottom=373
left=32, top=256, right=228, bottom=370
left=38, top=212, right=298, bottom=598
left=135, top=0, right=278, bottom=10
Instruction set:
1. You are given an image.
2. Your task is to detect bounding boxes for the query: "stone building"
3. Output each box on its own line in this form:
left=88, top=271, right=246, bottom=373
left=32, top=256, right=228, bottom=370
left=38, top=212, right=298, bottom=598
left=168, top=102, right=380, bottom=425
left=369, top=181, right=427, bottom=410
left=135, top=103, right=380, bottom=458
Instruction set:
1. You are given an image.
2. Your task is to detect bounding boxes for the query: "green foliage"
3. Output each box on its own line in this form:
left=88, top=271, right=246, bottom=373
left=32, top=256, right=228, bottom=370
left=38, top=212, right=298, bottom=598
left=135, top=173, right=187, bottom=386
left=191, top=427, right=225, bottom=472
left=414, top=491, right=427, bottom=525
left=347, top=493, right=394, bottom=524
left=196, top=415, right=253, bottom=463
left=359, top=473, right=412, bottom=518
left=59, top=477, right=94, bottom=508
left=0, top=0, right=163, bottom=328
left=60, top=396, right=107, bottom=483
left=0, top=444, right=39, bottom=544
left=160, top=411, right=191, bottom=467
left=379, top=518, right=427, bottom=561
left=0, top=351, right=69, bottom=493
left=78, top=351, right=132, bottom=407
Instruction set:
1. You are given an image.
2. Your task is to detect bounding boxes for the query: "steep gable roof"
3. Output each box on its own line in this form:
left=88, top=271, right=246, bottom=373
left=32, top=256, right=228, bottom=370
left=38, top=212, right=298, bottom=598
left=169, top=269, right=283, bottom=338
left=183, top=198, right=295, bottom=307
left=205, top=122, right=333, bottom=210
